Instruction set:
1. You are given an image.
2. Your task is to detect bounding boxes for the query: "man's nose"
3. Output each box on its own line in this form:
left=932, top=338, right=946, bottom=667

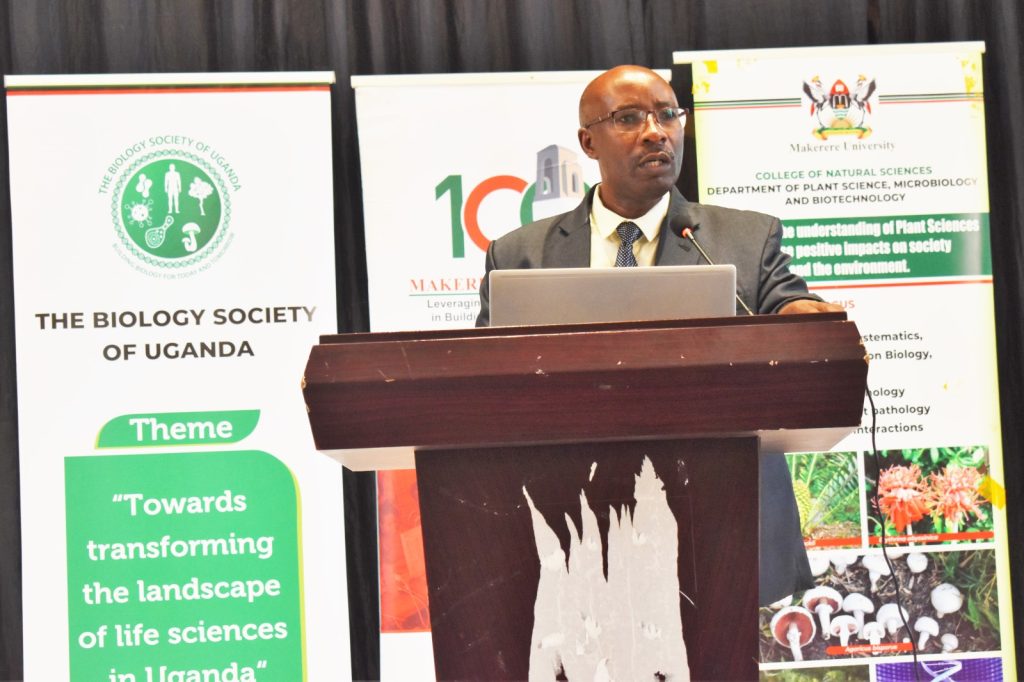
left=639, top=112, right=668, bottom=141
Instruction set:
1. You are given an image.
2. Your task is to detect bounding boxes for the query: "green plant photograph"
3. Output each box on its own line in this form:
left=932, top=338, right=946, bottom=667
left=788, top=451, right=861, bottom=545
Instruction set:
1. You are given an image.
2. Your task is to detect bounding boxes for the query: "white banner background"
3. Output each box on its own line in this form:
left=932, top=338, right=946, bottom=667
left=8, top=73, right=349, bottom=681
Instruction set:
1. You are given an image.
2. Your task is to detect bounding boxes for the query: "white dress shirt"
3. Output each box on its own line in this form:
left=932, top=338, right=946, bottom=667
left=589, top=184, right=670, bottom=268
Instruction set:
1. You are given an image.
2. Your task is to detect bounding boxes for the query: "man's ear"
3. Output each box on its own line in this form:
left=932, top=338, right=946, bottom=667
left=578, top=127, right=599, bottom=160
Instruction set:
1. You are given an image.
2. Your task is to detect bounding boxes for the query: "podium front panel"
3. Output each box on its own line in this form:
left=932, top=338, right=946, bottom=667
left=415, top=437, right=759, bottom=681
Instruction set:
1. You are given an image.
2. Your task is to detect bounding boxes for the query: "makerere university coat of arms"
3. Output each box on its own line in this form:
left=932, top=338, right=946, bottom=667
left=802, top=75, right=877, bottom=139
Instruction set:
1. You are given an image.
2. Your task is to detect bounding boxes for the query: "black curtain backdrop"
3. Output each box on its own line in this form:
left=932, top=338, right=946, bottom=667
left=1, top=1, right=1021, bottom=679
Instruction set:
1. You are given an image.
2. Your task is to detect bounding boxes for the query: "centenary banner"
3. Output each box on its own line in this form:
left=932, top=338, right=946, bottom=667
left=675, top=42, right=1015, bottom=678
left=7, top=72, right=349, bottom=681
left=354, top=70, right=612, bottom=679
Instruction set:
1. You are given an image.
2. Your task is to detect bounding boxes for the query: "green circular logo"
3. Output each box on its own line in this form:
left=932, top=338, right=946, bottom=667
left=112, top=150, right=231, bottom=270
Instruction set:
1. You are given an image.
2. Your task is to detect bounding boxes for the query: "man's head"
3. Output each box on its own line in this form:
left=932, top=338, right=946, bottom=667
left=578, top=66, right=685, bottom=219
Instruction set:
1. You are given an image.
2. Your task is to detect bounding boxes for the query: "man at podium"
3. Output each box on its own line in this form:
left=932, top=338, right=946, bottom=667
left=475, top=65, right=843, bottom=604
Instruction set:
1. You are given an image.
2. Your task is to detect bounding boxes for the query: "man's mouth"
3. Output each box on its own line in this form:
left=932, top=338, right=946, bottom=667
left=639, top=152, right=672, bottom=168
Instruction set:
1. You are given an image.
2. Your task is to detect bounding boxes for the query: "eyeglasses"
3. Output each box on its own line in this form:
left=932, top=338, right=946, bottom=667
left=583, top=107, right=689, bottom=132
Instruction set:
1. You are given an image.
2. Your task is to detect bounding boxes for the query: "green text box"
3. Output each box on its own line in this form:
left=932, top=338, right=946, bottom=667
left=66, top=450, right=303, bottom=681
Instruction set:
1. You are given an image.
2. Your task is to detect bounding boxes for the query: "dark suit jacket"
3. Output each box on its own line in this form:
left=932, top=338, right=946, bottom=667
left=475, top=186, right=816, bottom=604
left=477, top=186, right=818, bottom=326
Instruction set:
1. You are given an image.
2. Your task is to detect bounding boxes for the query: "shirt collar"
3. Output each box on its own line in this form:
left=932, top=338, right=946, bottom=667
left=591, top=184, right=670, bottom=243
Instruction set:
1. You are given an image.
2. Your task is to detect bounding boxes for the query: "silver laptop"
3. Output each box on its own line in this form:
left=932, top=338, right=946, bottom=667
left=489, top=265, right=737, bottom=327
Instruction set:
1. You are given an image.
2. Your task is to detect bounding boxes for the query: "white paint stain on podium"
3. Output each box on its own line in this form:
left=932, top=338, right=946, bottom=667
left=524, top=456, right=689, bottom=680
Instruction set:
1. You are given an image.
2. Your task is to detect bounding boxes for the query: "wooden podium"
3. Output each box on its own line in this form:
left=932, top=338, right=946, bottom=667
left=303, top=314, right=867, bottom=680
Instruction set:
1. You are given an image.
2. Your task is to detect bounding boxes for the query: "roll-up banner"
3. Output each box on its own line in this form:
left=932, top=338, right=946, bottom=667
left=7, top=72, right=349, bottom=681
left=354, top=70, right=610, bottom=679
left=675, top=42, right=1015, bottom=677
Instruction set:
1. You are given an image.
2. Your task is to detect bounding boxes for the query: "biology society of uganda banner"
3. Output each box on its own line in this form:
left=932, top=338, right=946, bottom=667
left=7, top=72, right=351, bottom=681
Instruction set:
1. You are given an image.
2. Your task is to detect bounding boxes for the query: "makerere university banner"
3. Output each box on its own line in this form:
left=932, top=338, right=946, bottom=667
left=7, top=73, right=350, bottom=681
left=354, top=70, right=613, bottom=680
left=676, top=42, right=1015, bottom=679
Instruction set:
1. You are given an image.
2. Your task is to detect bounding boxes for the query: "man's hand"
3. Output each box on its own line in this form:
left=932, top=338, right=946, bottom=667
left=778, top=299, right=845, bottom=314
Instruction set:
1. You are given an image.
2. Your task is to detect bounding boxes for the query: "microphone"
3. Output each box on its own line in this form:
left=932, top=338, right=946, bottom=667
left=671, top=217, right=755, bottom=316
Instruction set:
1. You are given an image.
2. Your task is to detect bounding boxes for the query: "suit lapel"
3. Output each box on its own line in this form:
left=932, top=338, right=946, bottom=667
left=545, top=187, right=594, bottom=268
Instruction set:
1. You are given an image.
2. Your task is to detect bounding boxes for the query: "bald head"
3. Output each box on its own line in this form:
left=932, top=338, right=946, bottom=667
left=576, top=65, right=684, bottom=218
left=579, top=66, right=674, bottom=126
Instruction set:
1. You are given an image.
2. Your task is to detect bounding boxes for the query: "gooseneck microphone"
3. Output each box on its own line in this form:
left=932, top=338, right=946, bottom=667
left=671, top=218, right=755, bottom=316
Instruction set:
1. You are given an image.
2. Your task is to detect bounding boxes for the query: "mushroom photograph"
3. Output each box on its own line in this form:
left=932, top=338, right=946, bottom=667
left=922, top=550, right=1000, bottom=653
left=865, top=446, right=994, bottom=544
left=786, top=451, right=861, bottom=547
left=758, top=548, right=1001, bottom=662
left=769, top=606, right=816, bottom=662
